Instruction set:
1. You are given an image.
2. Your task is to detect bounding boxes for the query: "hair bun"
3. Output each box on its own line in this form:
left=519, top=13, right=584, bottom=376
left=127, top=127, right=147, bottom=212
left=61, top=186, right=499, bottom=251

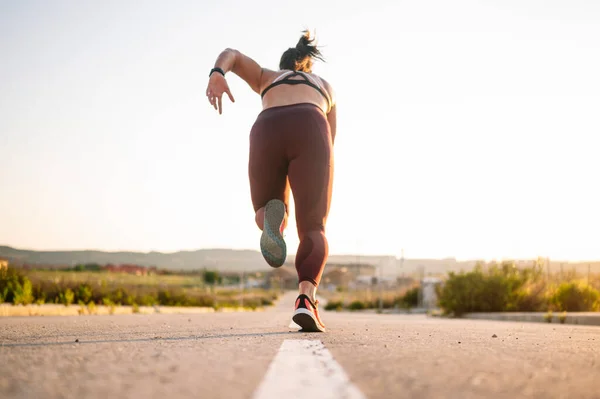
left=278, top=30, right=324, bottom=72
left=295, top=33, right=311, bottom=57
left=289, top=47, right=302, bottom=60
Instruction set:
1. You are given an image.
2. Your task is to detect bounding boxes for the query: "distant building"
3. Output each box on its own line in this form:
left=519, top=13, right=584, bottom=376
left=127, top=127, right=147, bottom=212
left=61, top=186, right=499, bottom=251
left=396, top=276, right=415, bottom=288
left=321, top=268, right=354, bottom=291
left=0, top=258, right=8, bottom=271
left=353, top=275, right=376, bottom=287
left=239, top=271, right=267, bottom=289
left=326, top=263, right=376, bottom=277
left=421, top=277, right=443, bottom=309
left=265, top=266, right=298, bottom=290
left=263, top=261, right=378, bottom=291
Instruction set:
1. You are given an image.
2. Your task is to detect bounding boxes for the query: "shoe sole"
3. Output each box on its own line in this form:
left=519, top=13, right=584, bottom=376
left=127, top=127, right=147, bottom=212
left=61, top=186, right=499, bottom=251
left=260, top=199, right=287, bottom=268
left=293, top=308, right=326, bottom=333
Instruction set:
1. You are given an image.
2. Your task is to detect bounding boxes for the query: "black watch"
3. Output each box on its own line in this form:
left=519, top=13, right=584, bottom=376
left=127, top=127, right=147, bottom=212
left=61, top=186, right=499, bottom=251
left=209, top=67, right=225, bottom=77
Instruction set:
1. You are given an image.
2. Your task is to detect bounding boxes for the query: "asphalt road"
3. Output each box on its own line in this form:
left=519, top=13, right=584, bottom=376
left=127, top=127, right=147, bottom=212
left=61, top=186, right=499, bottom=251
left=1, top=291, right=599, bottom=399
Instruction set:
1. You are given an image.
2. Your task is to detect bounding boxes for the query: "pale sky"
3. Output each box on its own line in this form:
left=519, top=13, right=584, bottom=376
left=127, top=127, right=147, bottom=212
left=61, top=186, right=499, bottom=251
left=1, top=0, right=599, bottom=261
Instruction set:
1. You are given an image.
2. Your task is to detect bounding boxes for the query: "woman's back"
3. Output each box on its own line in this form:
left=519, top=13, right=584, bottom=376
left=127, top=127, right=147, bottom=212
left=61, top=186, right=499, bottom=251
left=259, top=69, right=334, bottom=114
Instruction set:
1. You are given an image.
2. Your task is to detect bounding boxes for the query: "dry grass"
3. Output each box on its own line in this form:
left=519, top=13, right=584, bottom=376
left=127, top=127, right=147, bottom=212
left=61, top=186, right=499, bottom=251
left=1, top=267, right=281, bottom=314
left=0, top=303, right=265, bottom=317
left=320, top=288, right=405, bottom=303
left=319, top=286, right=419, bottom=310
left=26, top=270, right=205, bottom=288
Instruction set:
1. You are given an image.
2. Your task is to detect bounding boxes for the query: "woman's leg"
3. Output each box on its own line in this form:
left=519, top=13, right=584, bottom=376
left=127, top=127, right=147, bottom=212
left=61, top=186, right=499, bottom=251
left=288, top=159, right=333, bottom=298
left=287, top=107, right=333, bottom=332
left=287, top=112, right=334, bottom=299
left=249, top=116, right=290, bottom=267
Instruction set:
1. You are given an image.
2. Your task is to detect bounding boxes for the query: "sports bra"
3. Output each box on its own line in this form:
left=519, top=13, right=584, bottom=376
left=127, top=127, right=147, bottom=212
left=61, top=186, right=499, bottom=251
left=260, top=70, right=332, bottom=112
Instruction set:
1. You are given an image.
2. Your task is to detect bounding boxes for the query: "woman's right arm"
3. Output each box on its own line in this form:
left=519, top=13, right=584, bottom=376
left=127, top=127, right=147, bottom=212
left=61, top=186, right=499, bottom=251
left=213, top=48, right=272, bottom=93
left=206, top=48, right=275, bottom=114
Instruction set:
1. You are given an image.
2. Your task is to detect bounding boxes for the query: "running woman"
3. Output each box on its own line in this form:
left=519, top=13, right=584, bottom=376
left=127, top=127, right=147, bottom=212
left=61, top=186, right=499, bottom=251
left=205, top=31, right=336, bottom=332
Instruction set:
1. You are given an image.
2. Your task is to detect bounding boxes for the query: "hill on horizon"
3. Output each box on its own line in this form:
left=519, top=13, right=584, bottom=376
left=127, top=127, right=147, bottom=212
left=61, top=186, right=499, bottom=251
left=1, top=245, right=598, bottom=277
left=0, top=245, right=466, bottom=275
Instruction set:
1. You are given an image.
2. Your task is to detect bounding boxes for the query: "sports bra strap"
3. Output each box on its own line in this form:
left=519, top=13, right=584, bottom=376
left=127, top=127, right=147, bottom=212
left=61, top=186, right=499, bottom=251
left=261, top=71, right=331, bottom=111
left=270, top=70, right=295, bottom=84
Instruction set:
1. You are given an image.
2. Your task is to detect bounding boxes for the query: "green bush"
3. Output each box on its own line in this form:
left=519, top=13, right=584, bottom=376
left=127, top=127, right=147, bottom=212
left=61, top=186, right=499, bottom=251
left=0, top=268, right=34, bottom=305
left=73, top=263, right=101, bottom=272
left=324, top=300, right=343, bottom=311
left=110, top=287, right=127, bottom=305
left=203, top=270, right=221, bottom=286
left=13, top=277, right=34, bottom=305
left=549, top=282, right=600, bottom=311
left=76, top=283, right=93, bottom=304
left=509, top=280, right=548, bottom=312
left=437, top=262, right=545, bottom=316
left=558, top=311, right=567, bottom=324
left=260, top=297, right=273, bottom=306
left=138, top=294, right=158, bottom=307
left=0, top=266, right=275, bottom=310
left=102, top=297, right=116, bottom=314
left=124, top=295, right=135, bottom=306
left=348, top=300, right=366, bottom=311
left=157, top=289, right=189, bottom=306
left=401, top=287, right=420, bottom=308
left=242, top=298, right=260, bottom=310
left=59, top=288, right=75, bottom=306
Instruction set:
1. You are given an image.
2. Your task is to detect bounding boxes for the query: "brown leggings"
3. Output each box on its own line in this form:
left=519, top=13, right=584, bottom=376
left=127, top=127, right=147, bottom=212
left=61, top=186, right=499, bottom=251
left=248, top=103, right=333, bottom=287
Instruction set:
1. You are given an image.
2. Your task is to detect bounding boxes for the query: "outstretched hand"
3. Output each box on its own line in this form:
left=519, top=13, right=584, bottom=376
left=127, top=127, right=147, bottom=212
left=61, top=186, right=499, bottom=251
left=206, top=73, right=235, bottom=115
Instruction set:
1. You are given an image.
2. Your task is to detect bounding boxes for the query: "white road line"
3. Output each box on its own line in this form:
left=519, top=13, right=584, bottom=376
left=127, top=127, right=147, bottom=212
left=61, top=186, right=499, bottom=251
left=252, top=339, right=367, bottom=399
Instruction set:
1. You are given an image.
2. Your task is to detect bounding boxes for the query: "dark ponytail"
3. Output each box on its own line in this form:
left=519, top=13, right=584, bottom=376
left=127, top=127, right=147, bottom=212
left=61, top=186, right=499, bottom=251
left=279, top=30, right=324, bottom=73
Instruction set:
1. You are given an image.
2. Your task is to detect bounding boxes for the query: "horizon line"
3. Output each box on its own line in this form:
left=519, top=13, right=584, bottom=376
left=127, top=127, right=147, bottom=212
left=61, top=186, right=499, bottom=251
left=1, top=244, right=599, bottom=263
